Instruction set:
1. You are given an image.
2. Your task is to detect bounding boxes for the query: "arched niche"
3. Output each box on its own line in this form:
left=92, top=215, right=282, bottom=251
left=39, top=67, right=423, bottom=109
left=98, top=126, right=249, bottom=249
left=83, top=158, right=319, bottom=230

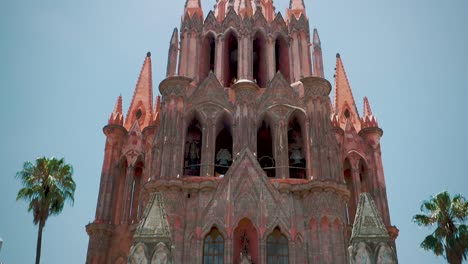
left=234, top=218, right=258, bottom=264
left=184, top=115, right=203, bottom=176
left=223, top=30, right=239, bottom=87
left=214, top=113, right=233, bottom=176
left=287, top=111, right=307, bottom=179
left=275, top=34, right=290, bottom=83
left=253, top=30, right=268, bottom=87
left=266, top=227, right=289, bottom=263
left=257, top=115, right=275, bottom=178
left=200, top=32, right=216, bottom=81
left=343, top=158, right=356, bottom=225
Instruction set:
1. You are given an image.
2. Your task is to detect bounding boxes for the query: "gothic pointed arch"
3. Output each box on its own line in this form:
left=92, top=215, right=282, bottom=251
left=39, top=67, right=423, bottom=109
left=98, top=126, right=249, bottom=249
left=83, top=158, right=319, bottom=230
left=200, top=31, right=217, bottom=81
left=343, top=157, right=356, bottom=224
left=222, top=29, right=240, bottom=87
left=234, top=218, right=259, bottom=264
left=214, top=111, right=234, bottom=175
left=128, top=242, right=149, bottom=264
left=183, top=111, right=204, bottom=176
left=266, top=226, right=289, bottom=264
left=203, top=227, right=225, bottom=264
left=287, top=110, right=307, bottom=179
left=274, top=34, right=291, bottom=83
left=253, top=30, right=268, bottom=87
left=257, top=112, right=275, bottom=177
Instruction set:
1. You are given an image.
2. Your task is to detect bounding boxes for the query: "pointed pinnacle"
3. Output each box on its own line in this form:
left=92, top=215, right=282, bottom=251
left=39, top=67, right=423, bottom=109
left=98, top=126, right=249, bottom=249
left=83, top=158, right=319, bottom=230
left=363, top=96, right=373, bottom=117
left=313, top=28, right=321, bottom=47
left=114, top=95, right=123, bottom=114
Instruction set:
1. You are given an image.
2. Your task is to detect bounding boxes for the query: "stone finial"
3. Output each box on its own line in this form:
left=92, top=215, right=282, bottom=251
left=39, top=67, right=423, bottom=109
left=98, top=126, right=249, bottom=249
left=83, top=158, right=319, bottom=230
left=361, top=96, right=380, bottom=129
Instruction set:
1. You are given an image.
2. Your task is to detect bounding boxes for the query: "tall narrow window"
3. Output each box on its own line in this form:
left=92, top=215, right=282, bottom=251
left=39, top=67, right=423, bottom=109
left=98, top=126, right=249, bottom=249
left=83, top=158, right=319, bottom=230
left=288, top=115, right=306, bottom=179
left=184, top=118, right=203, bottom=176
left=359, top=159, right=369, bottom=193
left=200, top=33, right=216, bottom=81
left=257, top=120, right=275, bottom=177
left=129, top=162, right=143, bottom=222
left=203, top=228, right=224, bottom=264
left=267, top=227, right=288, bottom=264
left=215, top=117, right=233, bottom=176
left=253, top=31, right=267, bottom=87
left=223, top=31, right=239, bottom=87
left=275, top=35, right=290, bottom=82
left=343, top=158, right=355, bottom=224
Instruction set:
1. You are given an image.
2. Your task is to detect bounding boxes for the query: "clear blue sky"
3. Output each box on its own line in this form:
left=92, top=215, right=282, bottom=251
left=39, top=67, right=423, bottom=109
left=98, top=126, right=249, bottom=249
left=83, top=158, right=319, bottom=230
left=1, top=0, right=467, bottom=263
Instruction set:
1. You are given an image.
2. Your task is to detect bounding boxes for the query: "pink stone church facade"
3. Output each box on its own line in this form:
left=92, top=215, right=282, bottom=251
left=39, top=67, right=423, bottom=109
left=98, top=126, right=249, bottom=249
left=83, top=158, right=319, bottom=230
left=86, top=0, right=399, bottom=263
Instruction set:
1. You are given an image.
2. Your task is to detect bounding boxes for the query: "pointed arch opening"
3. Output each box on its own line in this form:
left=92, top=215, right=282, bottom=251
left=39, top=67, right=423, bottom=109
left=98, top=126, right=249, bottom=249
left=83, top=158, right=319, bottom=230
left=203, top=227, right=224, bottom=264
left=253, top=31, right=268, bottom=87
left=223, top=30, right=239, bottom=87
left=214, top=114, right=233, bottom=176
left=344, top=158, right=356, bottom=225
left=275, top=35, right=290, bottom=83
left=288, top=112, right=306, bottom=179
left=184, top=117, right=203, bottom=176
left=129, top=160, right=144, bottom=222
left=267, top=227, right=289, bottom=264
left=234, top=218, right=258, bottom=264
left=257, top=118, right=275, bottom=178
left=359, top=158, right=369, bottom=193
left=200, top=32, right=216, bottom=81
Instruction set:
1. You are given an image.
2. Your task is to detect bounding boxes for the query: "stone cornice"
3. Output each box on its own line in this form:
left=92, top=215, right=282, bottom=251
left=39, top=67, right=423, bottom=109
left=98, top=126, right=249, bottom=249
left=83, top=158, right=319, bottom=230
left=86, top=222, right=114, bottom=237
left=358, top=126, right=384, bottom=138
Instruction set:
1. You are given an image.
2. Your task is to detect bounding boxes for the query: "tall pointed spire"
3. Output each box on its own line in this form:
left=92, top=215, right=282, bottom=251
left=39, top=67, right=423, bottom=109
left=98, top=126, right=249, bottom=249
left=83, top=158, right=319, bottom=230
left=108, top=95, right=123, bottom=126
left=287, top=0, right=306, bottom=20
left=125, top=52, right=153, bottom=130
left=334, top=53, right=361, bottom=131
left=183, top=0, right=203, bottom=19
left=312, top=28, right=324, bottom=78
left=166, top=28, right=179, bottom=77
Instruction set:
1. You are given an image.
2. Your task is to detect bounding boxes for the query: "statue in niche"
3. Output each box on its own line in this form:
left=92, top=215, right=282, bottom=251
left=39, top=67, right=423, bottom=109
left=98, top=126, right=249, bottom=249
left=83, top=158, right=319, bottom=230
left=151, top=242, right=172, bottom=264
left=239, top=232, right=253, bottom=264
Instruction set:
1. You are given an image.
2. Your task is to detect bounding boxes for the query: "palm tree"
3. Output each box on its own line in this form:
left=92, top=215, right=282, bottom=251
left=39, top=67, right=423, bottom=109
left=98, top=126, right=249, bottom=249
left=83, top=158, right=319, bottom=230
left=16, top=157, right=76, bottom=264
left=413, top=191, right=468, bottom=264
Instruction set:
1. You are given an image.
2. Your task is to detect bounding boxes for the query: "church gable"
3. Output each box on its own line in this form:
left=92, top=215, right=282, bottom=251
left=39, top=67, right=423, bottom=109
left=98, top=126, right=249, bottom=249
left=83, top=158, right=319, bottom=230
left=189, top=72, right=231, bottom=107
left=200, top=148, right=290, bottom=234
left=122, top=120, right=144, bottom=167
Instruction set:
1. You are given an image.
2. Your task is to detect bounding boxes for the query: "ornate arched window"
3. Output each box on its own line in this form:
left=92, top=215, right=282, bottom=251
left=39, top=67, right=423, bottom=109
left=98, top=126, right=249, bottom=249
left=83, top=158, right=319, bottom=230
left=267, top=227, right=288, bottom=264
left=275, top=35, right=290, bottom=82
left=203, top=228, right=224, bottom=264
left=223, top=30, right=239, bottom=87
left=287, top=113, right=306, bottom=179
left=253, top=31, right=268, bottom=87
left=257, top=119, right=275, bottom=177
left=200, top=33, right=216, bottom=81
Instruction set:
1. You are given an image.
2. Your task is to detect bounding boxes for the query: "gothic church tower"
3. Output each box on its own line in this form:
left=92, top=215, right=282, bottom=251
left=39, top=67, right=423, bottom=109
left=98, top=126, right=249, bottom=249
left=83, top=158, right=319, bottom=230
left=86, top=0, right=398, bottom=263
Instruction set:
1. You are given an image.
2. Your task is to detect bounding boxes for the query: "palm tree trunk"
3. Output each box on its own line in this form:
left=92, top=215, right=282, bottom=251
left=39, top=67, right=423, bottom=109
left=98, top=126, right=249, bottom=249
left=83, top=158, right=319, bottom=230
left=36, top=221, right=44, bottom=264
left=446, top=247, right=462, bottom=264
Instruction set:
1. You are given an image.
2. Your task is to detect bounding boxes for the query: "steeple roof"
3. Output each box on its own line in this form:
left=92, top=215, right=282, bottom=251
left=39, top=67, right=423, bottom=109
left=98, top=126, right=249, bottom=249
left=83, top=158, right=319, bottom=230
left=351, top=193, right=389, bottom=241
left=361, top=96, right=379, bottom=129
left=334, top=53, right=361, bottom=131
left=125, top=52, right=153, bottom=130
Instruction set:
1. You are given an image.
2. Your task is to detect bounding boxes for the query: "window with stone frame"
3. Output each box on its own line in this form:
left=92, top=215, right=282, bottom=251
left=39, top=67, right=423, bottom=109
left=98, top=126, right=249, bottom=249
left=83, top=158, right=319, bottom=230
left=267, top=227, right=289, bottom=264
left=203, top=227, right=224, bottom=264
